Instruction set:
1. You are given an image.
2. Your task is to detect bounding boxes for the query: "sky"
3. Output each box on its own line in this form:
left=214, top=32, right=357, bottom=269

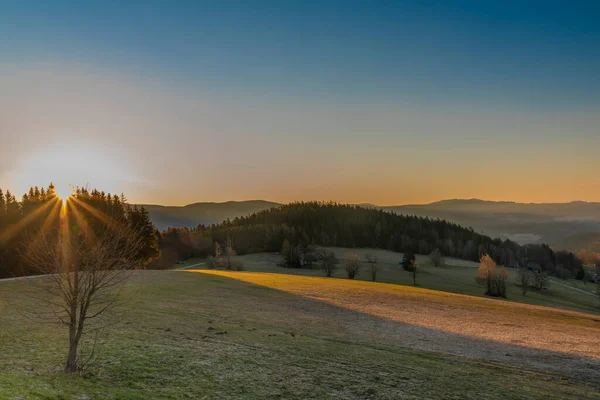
left=1, top=0, right=599, bottom=205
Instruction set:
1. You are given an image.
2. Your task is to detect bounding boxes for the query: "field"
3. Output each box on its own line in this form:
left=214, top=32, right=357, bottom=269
left=216, top=247, right=599, bottom=315
left=1, top=268, right=599, bottom=399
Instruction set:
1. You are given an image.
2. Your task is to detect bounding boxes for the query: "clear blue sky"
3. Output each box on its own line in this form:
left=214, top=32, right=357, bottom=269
left=1, top=1, right=599, bottom=204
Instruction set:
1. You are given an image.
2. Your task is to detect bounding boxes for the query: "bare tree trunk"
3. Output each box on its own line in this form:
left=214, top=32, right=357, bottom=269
left=66, top=329, right=79, bottom=372
left=66, top=271, right=79, bottom=372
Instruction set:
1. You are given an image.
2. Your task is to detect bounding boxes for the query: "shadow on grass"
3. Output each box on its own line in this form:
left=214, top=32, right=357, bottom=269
left=180, top=270, right=600, bottom=390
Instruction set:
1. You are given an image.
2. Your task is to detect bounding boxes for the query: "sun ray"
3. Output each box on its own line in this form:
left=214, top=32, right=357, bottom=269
left=0, top=196, right=61, bottom=244
left=66, top=199, right=98, bottom=244
left=68, top=196, right=120, bottom=228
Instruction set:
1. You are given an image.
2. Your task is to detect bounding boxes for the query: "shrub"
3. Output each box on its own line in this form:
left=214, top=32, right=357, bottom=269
left=517, top=268, right=530, bottom=295
left=345, top=253, right=361, bottom=279
left=322, top=252, right=337, bottom=277
left=403, top=252, right=417, bottom=285
left=429, top=248, right=444, bottom=267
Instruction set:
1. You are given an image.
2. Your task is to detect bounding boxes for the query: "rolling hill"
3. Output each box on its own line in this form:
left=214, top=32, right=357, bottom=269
left=2, top=269, right=599, bottom=398
left=141, top=198, right=600, bottom=252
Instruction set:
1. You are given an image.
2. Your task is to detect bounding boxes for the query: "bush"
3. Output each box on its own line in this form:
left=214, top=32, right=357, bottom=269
left=345, top=253, right=361, bottom=279
left=517, top=268, right=530, bottom=295
left=429, top=248, right=444, bottom=267
left=403, top=252, right=417, bottom=285
left=322, top=252, right=337, bottom=277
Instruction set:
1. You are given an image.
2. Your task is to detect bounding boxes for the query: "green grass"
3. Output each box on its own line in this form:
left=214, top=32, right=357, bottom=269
left=228, top=247, right=600, bottom=315
left=1, top=270, right=599, bottom=399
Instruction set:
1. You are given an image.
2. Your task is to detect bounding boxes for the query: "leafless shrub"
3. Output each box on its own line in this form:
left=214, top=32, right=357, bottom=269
left=429, top=248, right=444, bottom=267
left=322, top=252, right=337, bottom=277
left=518, top=268, right=530, bottom=296
left=345, top=253, right=361, bottom=279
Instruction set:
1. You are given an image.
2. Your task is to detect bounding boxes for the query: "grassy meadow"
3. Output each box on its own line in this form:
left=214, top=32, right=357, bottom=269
left=1, top=269, right=599, bottom=399
left=191, top=247, right=599, bottom=315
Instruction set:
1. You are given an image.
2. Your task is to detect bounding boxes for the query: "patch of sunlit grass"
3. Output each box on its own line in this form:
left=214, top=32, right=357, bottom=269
left=187, top=270, right=600, bottom=360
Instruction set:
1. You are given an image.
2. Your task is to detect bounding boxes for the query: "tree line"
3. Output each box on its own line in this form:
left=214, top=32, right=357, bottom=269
left=0, top=185, right=160, bottom=278
left=1, top=190, right=586, bottom=282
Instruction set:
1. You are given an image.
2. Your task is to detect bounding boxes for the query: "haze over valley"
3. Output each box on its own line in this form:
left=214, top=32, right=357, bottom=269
left=144, top=198, right=600, bottom=254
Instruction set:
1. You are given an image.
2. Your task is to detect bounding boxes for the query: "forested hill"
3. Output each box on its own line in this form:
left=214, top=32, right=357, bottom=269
left=203, top=202, right=519, bottom=264
left=158, top=202, right=586, bottom=278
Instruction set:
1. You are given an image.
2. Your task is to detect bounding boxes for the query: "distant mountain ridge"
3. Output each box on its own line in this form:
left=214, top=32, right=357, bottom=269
left=381, top=199, right=600, bottom=252
left=141, top=200, right=280, bottom=230
left=140, top=198, right=600, bottom=253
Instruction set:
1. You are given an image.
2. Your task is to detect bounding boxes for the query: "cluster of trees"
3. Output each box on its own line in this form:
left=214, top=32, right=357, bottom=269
left=344, top=253, right=361, bottom=279
left=207, top=237, right=244, bottom=271
left=476, top=255, right=508, bottom=298
left=0, top=185, right=159, bottom=278
left=520, top=244, right=585, bottom=281
left=517, top=267, right=549, bottom=296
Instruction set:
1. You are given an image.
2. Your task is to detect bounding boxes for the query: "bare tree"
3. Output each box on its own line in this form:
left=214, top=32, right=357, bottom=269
left=322, top=252, right=337, bottom=277
left=345, top=253, right=361, bottom=279
left=24, top=218, right=144, bottom=372
left=225, top=236, right=236, bottom=270
left=403, top=252, right=417, bottom=285
left=214, top=241, right=223, bottom=264
left=518, top=268, right=530, bottom=296
left=429, top=248, right=444, bottom=267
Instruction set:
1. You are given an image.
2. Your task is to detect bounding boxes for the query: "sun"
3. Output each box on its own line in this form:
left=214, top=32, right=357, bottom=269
left=54, top=184, right=74, bottom=201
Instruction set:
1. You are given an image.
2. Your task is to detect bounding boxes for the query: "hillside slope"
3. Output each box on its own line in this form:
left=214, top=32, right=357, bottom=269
left=1, top=270, right=599, bottom=398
